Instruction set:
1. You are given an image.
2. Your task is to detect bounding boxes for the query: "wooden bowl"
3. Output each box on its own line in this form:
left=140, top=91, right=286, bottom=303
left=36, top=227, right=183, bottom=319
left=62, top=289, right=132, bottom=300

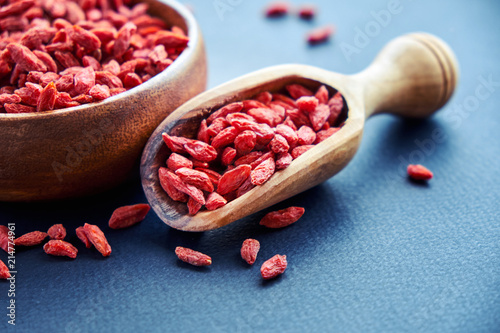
left=0, top=0, right=207, bottom=202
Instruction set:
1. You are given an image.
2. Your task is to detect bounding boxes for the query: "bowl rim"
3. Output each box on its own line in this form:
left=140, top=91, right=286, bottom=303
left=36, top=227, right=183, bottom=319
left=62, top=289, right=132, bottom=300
left=0, top=0, right=200, bottom=121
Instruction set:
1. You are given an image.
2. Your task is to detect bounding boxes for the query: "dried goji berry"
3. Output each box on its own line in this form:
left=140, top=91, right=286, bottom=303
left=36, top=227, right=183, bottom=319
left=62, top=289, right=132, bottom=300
left=43, top=240, right=78, bottom=259
left=307, top=25, right=335, bottom=45
left=265, top=1, right=289, bottom=17
left=14, top=231, right=48, bottom=246
left=221, top=147, right=237, bottom=166
left=297, top=125, right=316, bottom=145
left=205, top=192, right=227, bottom=211
left=407, top=164, right=433, bottom=180
left=162, top=133, right=191, bottom=154
left=211, top=126, right=239, bottom=149
left=184, top=140, right=218, bottom=162
left=6, top=43, right=47, bottom=72
left=291, top=145, right=314, bottom=159
left=241, top=239, right=260, bottom=265
left=160, top=168, right=205, bottom=205
left=315, top=85, right=329, bottom=104
left=108, top=203, right=151, bottom=229
left=159, top=167, right=189, bottom=202
left=251, top=157, right=275, bottom=186
left=207, top=102, right=244, bottom=124
left=0, top=259, right=10, bottom=279
left=261, top=254, right=287, bottom=279
left=83, top=223, right=112, bottom=257
left=175, top=246, right=212, bottom=266
left=234, top=130, right=257, bottom=155
left=315, top=127, right=340, bottom=144
left=47, top=224, right=66, bottom=240
left=286, top=84, right=313, bottom=100
left=76, top=226, right=91, bottom=248
left=297, top=96, right=318, bottom=114
left=217, top=164, right=252, bottom=195
left=176, top=167, right=214, bottom=192
left=275, top=152, right=292, bottom=170
left=269, top=134, right=290, bottom=154
left=260, top=206, right=305, bottom=228
left=167, top=153, right=193, bottom=171
left=187, top=197, right=203, bottom=215
left=0, top=225, right=10, bottom=252
left=298, top=5, right=316, bottom=20
left=309, top=104, right=330, bottom=131
left=37, top=81, right=57, bottom=112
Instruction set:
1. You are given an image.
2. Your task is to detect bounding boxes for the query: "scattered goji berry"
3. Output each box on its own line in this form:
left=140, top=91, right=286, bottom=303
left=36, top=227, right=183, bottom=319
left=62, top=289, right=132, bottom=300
left=43, top=240, right=78, bottom=259
left=0, top=225, right=11, bottom=252
left=261, top=254, right=287, bottom=279
left=47, top=224, right=66, bottom=240
left=14, top=231, right=48, bottom=246
left=108, top=203, right=151, bottom=229
left=83, top=223, right=112, bottom=257
left=298, top=5, right=316, bottom=20
left=265, top=1, right=290, bottom=17
left=260, top=206, right=305, bottom=228
left=407, top=164, right=433, bottom=180
left=307, top=25, right=335, bottom=45
left=76, top=226, right=91, bottom=248
left=0, top=259, right=11, bottom=279
left=175, top=246, right=212, bottom=266
left=241, top=239, right=260, bottom=265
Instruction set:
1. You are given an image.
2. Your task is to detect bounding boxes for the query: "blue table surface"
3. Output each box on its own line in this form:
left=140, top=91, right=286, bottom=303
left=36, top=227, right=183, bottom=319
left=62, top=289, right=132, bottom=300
left=1, top=0, right=499, bottom=332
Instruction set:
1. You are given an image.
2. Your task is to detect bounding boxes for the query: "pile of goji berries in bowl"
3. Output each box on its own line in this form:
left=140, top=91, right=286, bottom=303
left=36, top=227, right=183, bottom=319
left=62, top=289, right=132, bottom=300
left=141, top=79, right=347, bottom=222
left=0, top=0, right=208, bottom=201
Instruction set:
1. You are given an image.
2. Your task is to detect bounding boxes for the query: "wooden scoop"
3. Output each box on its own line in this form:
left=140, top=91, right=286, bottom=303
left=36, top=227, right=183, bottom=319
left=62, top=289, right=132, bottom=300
left=141, top=33, right=459, bottom=232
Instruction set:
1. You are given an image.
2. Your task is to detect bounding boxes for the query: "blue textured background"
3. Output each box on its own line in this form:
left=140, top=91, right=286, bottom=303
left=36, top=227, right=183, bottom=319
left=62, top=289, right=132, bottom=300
left=1, top=0, right=499, bottom=332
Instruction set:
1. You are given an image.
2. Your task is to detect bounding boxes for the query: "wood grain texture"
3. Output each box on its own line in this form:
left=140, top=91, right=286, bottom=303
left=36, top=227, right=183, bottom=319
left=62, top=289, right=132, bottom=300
left=0, top=0, right=207, bottom=201
left=141, top=33, right=459, bottom=231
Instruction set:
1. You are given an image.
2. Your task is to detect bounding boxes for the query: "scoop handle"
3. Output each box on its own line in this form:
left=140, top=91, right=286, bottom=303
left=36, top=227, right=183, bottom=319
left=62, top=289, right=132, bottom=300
left=353, top=33, right=459, bottom=118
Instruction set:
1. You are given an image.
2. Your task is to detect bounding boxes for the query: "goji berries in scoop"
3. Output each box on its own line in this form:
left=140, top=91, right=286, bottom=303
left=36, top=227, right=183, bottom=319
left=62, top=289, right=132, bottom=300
left=158, top=84, right=345, bottom=216
left=0, top=0, right=190, bottom=113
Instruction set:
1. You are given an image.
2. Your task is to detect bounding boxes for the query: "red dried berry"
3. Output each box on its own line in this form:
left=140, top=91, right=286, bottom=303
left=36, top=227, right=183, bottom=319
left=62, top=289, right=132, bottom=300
left=307, top=25, right=335, bottom=45
left=14, top=231, right=48, bottom=246
left=260, top=206, right=305, bottom=228
left=176, top=167, right=214, bottom=192
left=47, top=224, right=66, bottom=240
left=217, top=165, right=252, bottom=195
left=184, top=140, right=218, bottom=162
left=298, top=5, right=316, bottom=20
left=0, top=259, right=10, bottom=279
left=167, top=153, right=194, bottom=171
left=251, top=157, right=275, bottom=186
left=83, top=223, right=112, bottom=257
left=76, top=226, right=91, bottom=248
left=158, top=167, right=189, bottom=202
left=43, top=240, right=78, bottom=259
left=175, top=246, right=212, bottom=266
left=205, top=192, right=227, bottom=211
left=234, top=130, right=257, bottom=155
left=187, top=197, right=203, bottom=215
left=108, top=203, right=151, bottom=229
left=407, top=164, right=433, bottom=180
left=241, top=239, right=260, bottom=265
left=265, top=1, right=290, bottom=17
left=261, top=254, right=287, bottom=279
left=0, top=225, right=10, bottom=252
